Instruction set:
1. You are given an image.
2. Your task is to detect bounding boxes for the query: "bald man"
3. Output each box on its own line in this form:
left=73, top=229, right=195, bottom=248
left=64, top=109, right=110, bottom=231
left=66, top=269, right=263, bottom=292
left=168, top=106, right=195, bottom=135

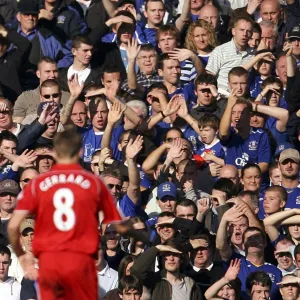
left=259, top=0, right=300, bottom=48
left=199, top=5, right=230, bottom=44
left=70, top=100, right=88, bottom=127
left=219, top=165, right=240, bottom=186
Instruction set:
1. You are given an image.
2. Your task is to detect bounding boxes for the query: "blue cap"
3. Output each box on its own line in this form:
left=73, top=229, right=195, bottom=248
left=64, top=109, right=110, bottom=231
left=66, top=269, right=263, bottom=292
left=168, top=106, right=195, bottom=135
left=275, top=142, right=295, bottom=157
left=157, top=182, right=177, bottom=199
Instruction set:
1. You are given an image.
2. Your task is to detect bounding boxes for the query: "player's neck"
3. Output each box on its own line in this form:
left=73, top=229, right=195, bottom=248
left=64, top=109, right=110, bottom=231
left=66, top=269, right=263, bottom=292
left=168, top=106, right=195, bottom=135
left=55, top=157, right=79, bottom=165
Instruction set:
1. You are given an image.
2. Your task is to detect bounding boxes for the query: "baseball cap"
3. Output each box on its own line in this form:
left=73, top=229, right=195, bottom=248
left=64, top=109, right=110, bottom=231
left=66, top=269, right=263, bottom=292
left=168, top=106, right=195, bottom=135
left=275, top=142, right=295, bottom=158
left=279, top=149, right=300, bottom=164
left=0, top=180, right=20, bottom=195
left=157, top=182, right=177, bottom=200
left=37, top=101, right=60, bottom=116
left=20, top=218, right=35, bottom=234
left=18, top=0, right=39, bottom=15
left=289, top=25, right=300, bottom=39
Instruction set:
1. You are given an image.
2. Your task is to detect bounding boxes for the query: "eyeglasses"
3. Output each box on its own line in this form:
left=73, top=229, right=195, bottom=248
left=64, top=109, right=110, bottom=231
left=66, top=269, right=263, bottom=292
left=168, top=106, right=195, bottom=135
left=138, top=54, right=156, bottom=60
left=21, top=178, right=32, bottom=183
left=41, top=93, right=60, bottom=99
left=107, top=184, right=122, bottom=191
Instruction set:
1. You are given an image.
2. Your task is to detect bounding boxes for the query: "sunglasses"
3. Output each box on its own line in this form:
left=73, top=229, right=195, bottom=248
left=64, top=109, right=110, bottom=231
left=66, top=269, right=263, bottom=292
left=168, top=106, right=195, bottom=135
left=42, top=93, right=60, bottom=99
left=107, top=184, right=122, bottom=191
left=21, top=178, right=32, bottom=183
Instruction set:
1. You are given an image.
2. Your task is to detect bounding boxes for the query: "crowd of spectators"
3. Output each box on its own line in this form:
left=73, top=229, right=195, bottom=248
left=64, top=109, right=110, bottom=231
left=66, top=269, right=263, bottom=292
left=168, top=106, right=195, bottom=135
left=0, top=0, right=300, bottom=298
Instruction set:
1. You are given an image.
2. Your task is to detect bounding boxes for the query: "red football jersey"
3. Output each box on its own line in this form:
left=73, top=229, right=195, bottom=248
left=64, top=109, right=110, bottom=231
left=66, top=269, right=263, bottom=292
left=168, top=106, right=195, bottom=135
left=16, top=163, right=122, bottom=258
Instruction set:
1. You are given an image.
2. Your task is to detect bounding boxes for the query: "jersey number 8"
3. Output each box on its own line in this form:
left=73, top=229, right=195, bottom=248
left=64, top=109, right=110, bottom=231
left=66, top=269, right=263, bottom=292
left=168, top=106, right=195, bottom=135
left=53, top=188, right=76, bottom=231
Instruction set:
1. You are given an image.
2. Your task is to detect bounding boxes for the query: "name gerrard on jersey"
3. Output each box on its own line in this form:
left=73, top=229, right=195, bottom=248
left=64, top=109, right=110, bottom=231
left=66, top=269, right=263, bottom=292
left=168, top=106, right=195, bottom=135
left=39, top=174, right=91, bottom=191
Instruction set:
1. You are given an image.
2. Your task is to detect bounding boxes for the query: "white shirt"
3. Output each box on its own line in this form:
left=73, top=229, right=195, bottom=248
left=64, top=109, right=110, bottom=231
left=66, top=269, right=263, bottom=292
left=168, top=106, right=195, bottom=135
left=97, top=262, right=118, bottom=300
left=0, top=277, right=21, bottom=300
left=67, top=65, right=91, bottom=86
left=193, top=263, right=214, bottom=272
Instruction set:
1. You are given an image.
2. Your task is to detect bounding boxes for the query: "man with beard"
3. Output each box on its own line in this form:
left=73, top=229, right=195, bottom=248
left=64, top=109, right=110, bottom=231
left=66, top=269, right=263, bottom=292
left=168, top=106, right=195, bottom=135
left=278, top=149, right=300, bottom=209
left=218, top=226, right=282, bottom=299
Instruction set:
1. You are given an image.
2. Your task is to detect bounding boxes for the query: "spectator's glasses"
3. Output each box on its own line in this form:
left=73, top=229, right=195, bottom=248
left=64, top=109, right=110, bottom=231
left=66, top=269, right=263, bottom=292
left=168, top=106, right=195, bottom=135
left=21, top=178, right=32, bottom=183
left=42, top=93, right=61, bottom=99
left=107, top=184, right=122, bottom=191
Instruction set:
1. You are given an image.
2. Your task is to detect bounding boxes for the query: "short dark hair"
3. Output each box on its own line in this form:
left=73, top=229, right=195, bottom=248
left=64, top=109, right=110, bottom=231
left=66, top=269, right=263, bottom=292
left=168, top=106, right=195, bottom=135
left=175, top=199, right=197, bottom=216
left=37, top=57, right=57, bottom=69
left=252, top=22, right=262, bottom=35
left=163, top=127, right=184, bottom=141
left=40, top=79, right=60, bottom=90
left=0, top=130, right=18, bottom=147
left=238, top=190, right=259, bottom=209
left=195, top=73, right=218, bottom=89
left=139, top=43, right=157, bottom=53
left=157, top=53, right=177, bottom=71
left=241, top=163, right=262, bottom=178
left=0, top=244, right=11, bottom=259
left=242, top=226, right=266, bottom=244
left=213, top=177, right=237, bottom=199
left=265, top=185, right=288, bottom=203
left=228, top=67, right=249, bottom=80
left=246, top=271, right=272, bottom=292
left=101, top=167, right=123, bottom=182
left=261, top=76, right=283, bottom=101
left=148, top=82, right=168, bottom=95
left=198, top=114, right=220, bottom=131
left=234, top=97, right=253, bottom=112
left=118, top=275, right=143, bottom=295
left=71, top=35, right=93, bottom=49
left=158, top=211, right=176, bottom=219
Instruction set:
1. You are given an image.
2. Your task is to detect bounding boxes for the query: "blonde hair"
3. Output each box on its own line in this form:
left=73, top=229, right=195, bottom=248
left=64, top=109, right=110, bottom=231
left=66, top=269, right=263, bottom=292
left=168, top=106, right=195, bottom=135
left=185, top=19, right=218, bottom=53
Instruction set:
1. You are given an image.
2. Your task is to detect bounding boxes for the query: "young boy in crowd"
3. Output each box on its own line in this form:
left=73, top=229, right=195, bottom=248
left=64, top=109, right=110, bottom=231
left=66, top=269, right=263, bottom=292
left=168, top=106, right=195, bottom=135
left=197, top=114, right=225, bottom=180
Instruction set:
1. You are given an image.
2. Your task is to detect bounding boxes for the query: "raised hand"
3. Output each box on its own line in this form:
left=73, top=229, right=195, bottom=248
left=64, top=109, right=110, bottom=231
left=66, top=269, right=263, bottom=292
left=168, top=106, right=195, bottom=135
left=13, top=149, right=37, bottom=168
left=256, top=51, right=275, bottom=63
left=228, top=88, right=239, bottom=106
left=224, top=259, right=240, bottom=281
left=127, top=38, right=141, bottom=61
left=168, top=48, right=193, bottom=61
left=177, top=96, right=188, bottom=119
left=166, top=138, right=184, bottom=161
left=283, top=41, right=293, bottom=57
left=247, top=0, right=261, bottom=15
left=38, top=9, right=54, bottom=20
left=126, top=135, right=143, bottom=159
left=223, top=206, right=244, bottom=223
left=0, top=101, right=9, bottom=113
left=106, top=79, right=119, bottom=102
left=38, top=103, right=58, bottom=125
left=164, top=96, right=181, bottom=116
left=99, top=147, right=111, bottom=165
left=156, top=244, right=182, bottom=254
left=190, top=238, right=209, bottom=249
left=68, top=74, right=84, bottom=98
left=183, top=180, right=193, bottom=193
left=108, top=101, right=125, bottom=125
left=106, top=15, right=134, bottom=27
left=155, top=217, right=175, bottom=228
left=197, top=197, right=211, bottom=215
left=19, top=252, right=38, bottom=281
left=85, top=88, right=106, bottom=98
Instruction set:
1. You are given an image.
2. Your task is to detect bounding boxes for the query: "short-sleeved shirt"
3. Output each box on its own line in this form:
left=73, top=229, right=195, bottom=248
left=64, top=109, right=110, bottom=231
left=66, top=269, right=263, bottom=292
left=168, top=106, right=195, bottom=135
left=225, top=254, right=282, bottom=300
left=79, top=125, right=125, bottom=163
left=117, top=194, right=148, bottom=220
left=206, top=39, right=253, bottom=94
left=221, top=127, right=271, bottom=169
left=15, top=163, right=121, bottom=258
left=284, top=186, right=300, bottom=209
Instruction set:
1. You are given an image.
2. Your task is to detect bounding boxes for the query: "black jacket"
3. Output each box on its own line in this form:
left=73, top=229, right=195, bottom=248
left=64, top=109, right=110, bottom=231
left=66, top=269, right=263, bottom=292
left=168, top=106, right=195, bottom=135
left=0, top=31, right=31, bottom=103
left=0, top=0, right=17, bottom=24
left=38, top=0, right=88, bottom=43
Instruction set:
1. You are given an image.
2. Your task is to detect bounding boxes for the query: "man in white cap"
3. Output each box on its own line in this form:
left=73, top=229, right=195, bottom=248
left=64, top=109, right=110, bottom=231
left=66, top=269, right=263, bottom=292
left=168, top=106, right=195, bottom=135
left=278, top=149, right=300, bottom=209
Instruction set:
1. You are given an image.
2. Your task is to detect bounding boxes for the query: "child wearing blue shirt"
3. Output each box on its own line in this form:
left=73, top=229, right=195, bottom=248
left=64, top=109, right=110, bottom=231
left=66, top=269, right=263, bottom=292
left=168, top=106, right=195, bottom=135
left=198, top=114, right=225, bottom=178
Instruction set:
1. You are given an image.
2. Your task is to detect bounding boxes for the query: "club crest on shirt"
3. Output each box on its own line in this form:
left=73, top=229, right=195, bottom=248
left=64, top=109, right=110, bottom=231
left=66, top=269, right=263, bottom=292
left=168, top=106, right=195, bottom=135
left=296, top=196, right=300, bottom=205
left=267, top=273, right=275, bottom=283
left=248, top=140, right=258, bottom=151
left=57, top=15, right=66, bottom=24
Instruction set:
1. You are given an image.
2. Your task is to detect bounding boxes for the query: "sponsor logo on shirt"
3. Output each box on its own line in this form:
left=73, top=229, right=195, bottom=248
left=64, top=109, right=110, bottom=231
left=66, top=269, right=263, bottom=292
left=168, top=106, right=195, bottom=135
left=235, top=152, right=249, bottom=167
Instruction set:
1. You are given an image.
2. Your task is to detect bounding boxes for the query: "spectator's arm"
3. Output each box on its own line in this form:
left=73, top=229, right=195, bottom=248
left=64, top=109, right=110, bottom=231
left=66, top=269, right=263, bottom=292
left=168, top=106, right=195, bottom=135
left=126, top=136, right=143, bottom=204
left=216, top=207, right=244, bottom=261
left=175, top=0, right=191, bottom=32
left=219, top=91, right=238, bottom=140
left=142, top=143, right=169, bottom=174
left=102, top=0, right=116, bottom=17
left=255, top=103, right=289, bottom=132
left=101, top=102, right=124, bottom=149
left=263, top=209, right=299, bottom=242
left=126, top=39, right=140, bottom=91
left=242, top=52, right=275, bottom=71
